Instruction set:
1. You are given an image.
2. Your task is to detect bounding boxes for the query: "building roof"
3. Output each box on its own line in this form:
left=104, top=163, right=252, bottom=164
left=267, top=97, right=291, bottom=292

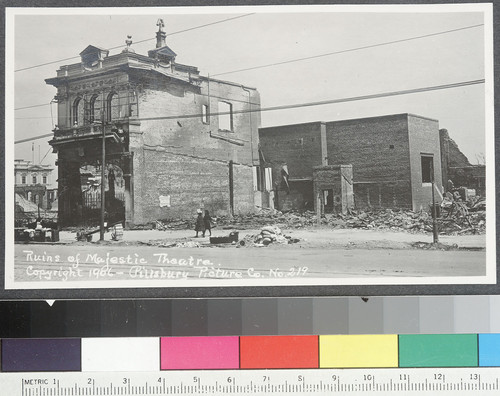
left=148, top=45, right=177, bottom=59
left=259, top=113, right=438, bottom=131
left=79, top=45, right=109, bottom=57
left=14, top=160, right=53, bottom=172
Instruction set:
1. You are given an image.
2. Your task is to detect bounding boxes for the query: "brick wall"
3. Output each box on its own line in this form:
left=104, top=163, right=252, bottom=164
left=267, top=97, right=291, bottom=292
left=326, top=114, right=413, bottom=209
left=353, top=181, right=412, bottom=210
left=259, top=122, right=324, bottom=179
left=132, top=148, right=247, bottom=224
left=136, top=78, right=260, bottom=166
left=129, top=77, right=260, bottom=224
left=407, top=115, right=442, bottom=211
left=439, top=128, right=472, bottom=190
left=312, top=165, right=354, bottom=214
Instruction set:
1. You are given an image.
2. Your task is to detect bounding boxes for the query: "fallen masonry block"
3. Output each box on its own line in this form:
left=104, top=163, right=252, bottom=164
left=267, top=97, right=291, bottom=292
left=210, top=231, right=239, bottom=244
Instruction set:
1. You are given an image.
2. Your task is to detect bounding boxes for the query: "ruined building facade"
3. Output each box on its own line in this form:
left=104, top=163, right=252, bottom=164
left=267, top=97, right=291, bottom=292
left=46, top=23, right=262, bottom=227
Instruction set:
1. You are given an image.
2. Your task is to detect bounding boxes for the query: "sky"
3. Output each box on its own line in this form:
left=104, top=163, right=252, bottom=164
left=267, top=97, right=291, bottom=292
left=8, top=5, right=493, bottom=181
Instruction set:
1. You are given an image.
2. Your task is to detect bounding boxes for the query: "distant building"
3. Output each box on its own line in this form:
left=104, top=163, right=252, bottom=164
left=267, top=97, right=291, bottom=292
left=259, top=113, right=444, bottom=212
left=14, top=159, right=57, bottom=210
left=46, top=21, right=265, bottom=227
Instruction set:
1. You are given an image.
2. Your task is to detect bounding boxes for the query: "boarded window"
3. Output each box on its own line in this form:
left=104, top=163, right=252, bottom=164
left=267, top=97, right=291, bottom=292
left=218, top=101, right=232, bottom=131
left=421, top=155, right=434, bottom=183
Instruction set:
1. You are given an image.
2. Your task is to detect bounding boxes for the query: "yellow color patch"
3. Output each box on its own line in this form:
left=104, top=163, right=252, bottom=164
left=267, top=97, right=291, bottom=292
left=319, top=335, right=398, bottom=368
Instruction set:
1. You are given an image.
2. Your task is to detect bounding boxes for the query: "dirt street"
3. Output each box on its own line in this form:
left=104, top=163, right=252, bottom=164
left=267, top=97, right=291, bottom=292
left=13, top=228, right=487, bottom=285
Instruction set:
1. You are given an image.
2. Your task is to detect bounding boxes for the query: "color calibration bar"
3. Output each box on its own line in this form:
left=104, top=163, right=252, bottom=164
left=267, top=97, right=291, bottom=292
left=1, top=334, right=500, bottom=372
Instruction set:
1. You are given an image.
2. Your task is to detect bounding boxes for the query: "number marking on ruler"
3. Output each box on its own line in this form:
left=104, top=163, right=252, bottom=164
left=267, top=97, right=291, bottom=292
left=2, top=368, right=500, bottom=395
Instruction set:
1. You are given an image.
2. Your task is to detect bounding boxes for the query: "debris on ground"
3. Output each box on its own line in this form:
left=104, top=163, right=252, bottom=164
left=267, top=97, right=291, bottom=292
left=217, top=205, right=485, bottom=236
left=239, top=225, right=300, bottom=247
left=135, top=195, right=486, bottom=237
left=174, top=241, right=200, bottom=248
left=154, top=219, right=192, bottom=231
left=412, top=242, right=460, bottom=251
left=210, top=231, right=239, bottom=244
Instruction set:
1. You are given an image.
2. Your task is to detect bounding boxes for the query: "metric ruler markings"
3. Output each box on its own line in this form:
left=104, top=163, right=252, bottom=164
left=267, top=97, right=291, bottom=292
left=5, top=369, right=500, bottom=395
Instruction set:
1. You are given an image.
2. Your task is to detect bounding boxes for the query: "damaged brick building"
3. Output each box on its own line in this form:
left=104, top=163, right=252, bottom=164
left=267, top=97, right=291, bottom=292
left=259, top=113, right=444, bottom=213
left=46, top=21, right=263, bottom=227
left=440, top=128, right=485, bottom=197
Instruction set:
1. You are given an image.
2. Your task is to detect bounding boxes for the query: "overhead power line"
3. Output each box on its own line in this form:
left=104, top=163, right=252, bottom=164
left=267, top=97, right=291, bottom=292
left=15, top=133, right=54, bottom=144
left=13, top=13, right=254, bottom=73
left=15, top=103, right=51, bottom=111
left=213, top=23, right=484, bottom=77
left=14, top=78, right=484, bottom=144
left=14, top=22, right=483, bottom=111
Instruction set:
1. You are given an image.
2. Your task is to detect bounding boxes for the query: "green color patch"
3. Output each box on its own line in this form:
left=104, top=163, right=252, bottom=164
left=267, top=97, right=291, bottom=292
left=399, top=334, right=478, bottom=367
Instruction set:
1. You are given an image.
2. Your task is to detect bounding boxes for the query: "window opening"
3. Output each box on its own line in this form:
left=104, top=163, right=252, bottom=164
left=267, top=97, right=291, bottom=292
left=218, top=101, right=232, bottom=131
left=202, top=104, right=209, bottom=124
left=107, top=92, right=120, bottom=122
left=73, top=97, right=83, bottom=125
left=421, top=155, right=434, bottom=183
left=89, top=94, right=99, bottom=123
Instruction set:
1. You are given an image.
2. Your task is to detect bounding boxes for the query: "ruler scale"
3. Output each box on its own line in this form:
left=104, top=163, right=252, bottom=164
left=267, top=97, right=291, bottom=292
left=4, top=368, right=500, bottom=395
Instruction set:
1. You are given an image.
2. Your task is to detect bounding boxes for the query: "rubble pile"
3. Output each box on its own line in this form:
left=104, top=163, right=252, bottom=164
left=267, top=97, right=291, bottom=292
left=239, top=225, right=300, bottom=247
left=154, top=219, right=192, bottom=231
left=333, top=209, right=485, bottom=235
left=218, top=209, right=317, bottom=229
left=221, top=207, right=485, bottom=236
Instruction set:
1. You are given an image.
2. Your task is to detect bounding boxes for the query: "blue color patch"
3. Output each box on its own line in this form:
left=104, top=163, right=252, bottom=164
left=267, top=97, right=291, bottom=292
left=479, top=334, right=500, bottom=367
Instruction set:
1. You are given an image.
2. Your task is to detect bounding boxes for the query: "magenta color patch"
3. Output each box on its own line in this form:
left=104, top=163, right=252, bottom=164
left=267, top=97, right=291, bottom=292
left=161, top=336, right=239, bottom=370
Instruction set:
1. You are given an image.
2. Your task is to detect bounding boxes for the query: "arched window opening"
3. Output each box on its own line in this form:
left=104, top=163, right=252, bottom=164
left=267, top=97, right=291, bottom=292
left=107, top=92, right=120, bottom=122
left=73, top=97, right=83, bottom=126
left=89, top=94, right=100, bottom=123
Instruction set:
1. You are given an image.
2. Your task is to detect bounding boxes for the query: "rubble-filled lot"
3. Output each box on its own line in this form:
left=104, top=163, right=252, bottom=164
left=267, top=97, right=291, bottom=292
left=215, top=207, right=486, bottom=236
left=145, top=195, right=486, bottom=237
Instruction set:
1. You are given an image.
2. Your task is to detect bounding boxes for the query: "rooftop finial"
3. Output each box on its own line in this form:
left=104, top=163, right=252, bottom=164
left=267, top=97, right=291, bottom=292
left=156, top=18, right=166, bottom=48
left=157, top=18, right=165, bottom=32
left=122, top=35, right=135, bottom=53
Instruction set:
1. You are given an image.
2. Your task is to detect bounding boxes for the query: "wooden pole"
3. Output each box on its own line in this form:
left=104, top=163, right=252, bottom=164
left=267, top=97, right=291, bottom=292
left=431, top=160, right=439, bottom=244
left=100, top=92, right=106, bottom=241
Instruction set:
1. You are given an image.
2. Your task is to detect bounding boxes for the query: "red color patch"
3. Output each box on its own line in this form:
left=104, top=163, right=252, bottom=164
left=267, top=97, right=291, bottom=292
left=240, top=336, right=318, bottom=369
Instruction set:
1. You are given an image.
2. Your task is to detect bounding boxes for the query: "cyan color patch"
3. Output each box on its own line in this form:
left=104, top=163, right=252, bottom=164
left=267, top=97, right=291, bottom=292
left=479, top=334, right=500, bottom=367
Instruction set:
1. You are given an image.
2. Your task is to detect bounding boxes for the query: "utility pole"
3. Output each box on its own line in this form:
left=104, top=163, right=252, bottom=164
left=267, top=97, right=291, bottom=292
left=430, top=160, right=439, bottom=244
left=100, top=92, right=106, bottom=241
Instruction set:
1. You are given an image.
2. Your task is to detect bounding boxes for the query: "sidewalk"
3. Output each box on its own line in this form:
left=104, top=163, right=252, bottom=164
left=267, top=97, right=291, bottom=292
left=58, top=227, right=486, bottom=250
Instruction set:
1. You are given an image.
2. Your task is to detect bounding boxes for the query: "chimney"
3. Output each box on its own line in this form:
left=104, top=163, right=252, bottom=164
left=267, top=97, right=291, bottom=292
left=156, top=19, right=166, bottom=48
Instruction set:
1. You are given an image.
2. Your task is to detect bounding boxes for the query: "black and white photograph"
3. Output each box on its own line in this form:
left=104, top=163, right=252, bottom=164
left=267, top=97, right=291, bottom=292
left=5, top=4, right=495, bottom=289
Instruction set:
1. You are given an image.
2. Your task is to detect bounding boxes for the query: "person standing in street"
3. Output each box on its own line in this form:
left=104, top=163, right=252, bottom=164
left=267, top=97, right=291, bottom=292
left=194, top=209, right=205, bottom=237
left=202, top=210, right=213, bottom=237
